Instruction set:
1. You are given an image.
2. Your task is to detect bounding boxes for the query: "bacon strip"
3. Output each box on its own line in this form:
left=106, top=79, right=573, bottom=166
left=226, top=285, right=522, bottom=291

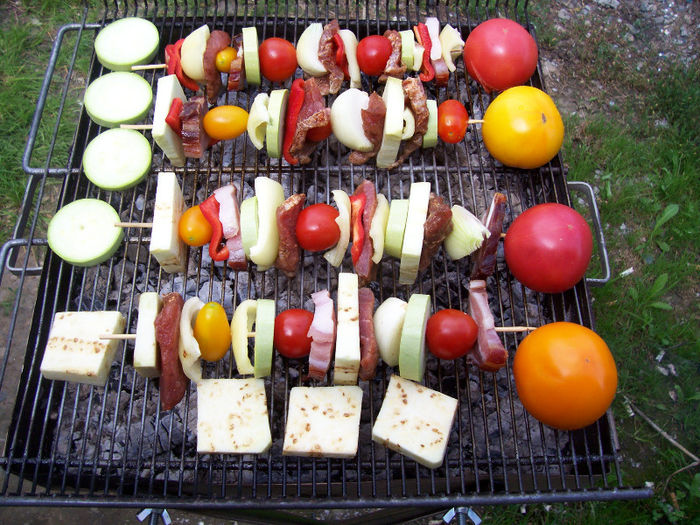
left=154, top=293, right=188, bottom=411
left=317, top=20, right=344, bottom=95
left=358, top=287, right=378, bottom=380
left=418, top=193, right=453, bottom=271
left=180, top=96, right=211, bottom=159
left=213, top=185, right=246, bottom=270
left=471, top=193, right=507, bottom=280
left=388, top=78, right=429, bottom=169
left=289, top=78, right=331, bottom=165
left=275, top=193, right=306, bottom=278
left=203, top=30, right=230, bottom=103
left=227, top=33, right=245, bottom=91
left=349, top=92, right=386, bottom=165
left=353, top=180, right=377, bottom=286
left=468, top=280, right=507, bottom=371
left=379, top=30, right=406, bottom=81
left=307, top=290, right=336, bottom=381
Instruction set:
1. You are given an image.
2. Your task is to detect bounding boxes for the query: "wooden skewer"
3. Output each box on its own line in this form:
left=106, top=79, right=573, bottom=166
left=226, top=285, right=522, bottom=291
left=247, top=332, right=256, bottom=338
left=500, top=232, right=506, bottom=238
left=131, top=63, right=167, bottom=71
left=468, top=119, right=485, bottom=124
left=100, top=333, right=137, bottom=340
left=120, top=124, right=153, bottom=130
left=115, top=222, right=153, bottom=229
left=495, top=326, right=536, bottom=333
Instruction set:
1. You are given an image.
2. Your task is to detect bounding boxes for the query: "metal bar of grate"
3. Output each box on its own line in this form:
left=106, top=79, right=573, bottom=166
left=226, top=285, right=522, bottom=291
left=1, top=0, right=652, bottom=512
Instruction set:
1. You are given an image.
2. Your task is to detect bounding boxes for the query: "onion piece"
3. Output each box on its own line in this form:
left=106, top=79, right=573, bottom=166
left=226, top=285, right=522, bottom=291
left=425, top=17, right=442, bottom=61
left=443, top=205, right=490, bottom=260
left=439, top=24, right=465, bottom=72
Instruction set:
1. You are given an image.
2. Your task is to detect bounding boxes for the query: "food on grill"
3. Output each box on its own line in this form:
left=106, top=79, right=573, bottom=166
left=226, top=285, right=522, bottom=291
left=513, top=322, right=617, bottom=431
left=307, top=289, right=336, bottom=381
left=39, top=311, right=126, bottom=386
left=468, top=280, right=507, bottom=371
left=399, top=29, right=415, bottom=70
left=504, top=203, right=593, bottom=293
left=425, top=17, right=442, bottom=61
left=418, top=194, right=453, bottom=271
left=246, top=93, right=270, bottom=149
left=227, top=33, right=246, bottom=91
left=193, top=302, right=232, bottom=362
left=295, top=203, right=340, bottom=253
left=348, top=92, right=386, bottom=165
left=481, top=86, right=564, bottom=169
left=155, top=292, right=187, bottom=411
left=296, top=23, right=327, bottom=76
left=197, top=378, right=272, bottom=454
left=133, top=292, right=163, bottom=378
left=426, top=309, right=478, bottom=360
left=358, top=287, right=379, bottom=381
left=275, top=193, right=306, bottom=277
left=180, top=24, right=210, bottom=81
left=248, top=177, right=285, bottom=269
left=202, top=30, right=232, bottom=102
left=443, top=205, right=490, bottom=260
left=95, top=17, right=159, bottom=71
left=422, top=99, right=439, bottom=148
left=202, top=105, right=249, bottom=141
left=334, top=273, right=361, bottom=385
left=388, top=77, right=429, bottom=168
left=82, top=128, right=151, bottom=190
left=153, top=74, right=187, bottom=166
left=180, top=95, right=211, bottom=159
left=369, top=194, right=389, bottom=264
left=200, top=192, right=229, bottom=262
left=178, top=297, right=204, bottom=382
left=239, top=197, right=258, bottom=257
left=380, top=30, right=406, bottom=81
left=317, top=20, right=344, bottom=95
left=337, top=29, right=361, bottom=88
left=241, top=26, right=261, bottom=85
left=282, top=386, right=363, bottom=458
left=371, top=375, right=457, bottom=469
left=259, top=37, right=297, bottom=82
left=397, top=293, right=432, bottom=382
left=439, top=24, right=465, bottom=72
left=383, top=199, right=409, bottom=259
left=399, top=181, right=431, bottom=284
left=471, top=192, right=507, bottom=280
left=373, top=297, right=408, bottom=367
left=265, top=89, right=289, bottom=158
left=215, top=185, right=247, bottom=270
left=253, top=299, right=275, bottom=378
left=149, top=171, right=186, bottom=273
left=284, top=78, right=331, bottom=165
left=357, top=35, right=393, bottom=77
left=83, top=71, right=152, bottom=128
left=350, top=180, right=378, bottom=286
left=230, top=299, right=257, bottom=375
left=330, top=89, right=375, bottom=152
left=376, top=76, right=404, bottom=168
left=214, top=46, right=236, bottom=73
left=437, top=99, right=468, bottom=144
left=165, top=38, right=199, bottom=91
left=463, top=18, right=538, bottom=93
left=47, top=198, right=123, bottom=267
left=323, top=189, right=351, bottom=268
left=274, top=309, right=314, bottom=359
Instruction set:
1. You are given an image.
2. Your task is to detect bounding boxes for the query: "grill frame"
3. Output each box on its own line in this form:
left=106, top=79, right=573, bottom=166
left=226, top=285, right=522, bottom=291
left=0, top=0, right=652, bottom=511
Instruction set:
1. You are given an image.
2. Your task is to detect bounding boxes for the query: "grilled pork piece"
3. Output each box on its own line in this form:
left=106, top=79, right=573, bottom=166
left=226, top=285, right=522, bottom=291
left=154, top=292, right=188, bottom=411
left=418, top=193, right=453, bottom=271
left=433, top=57, right=450, bottom=87
left=317, top=20, right=344, bottom=95
left=388, top=77, right=429, bottom=169
left=289, top=78, right=332, bottom=165
left=275, top=193, right=306, bottom=278
left=307, top=290, right=336, bottom=381
left=227, top=33, right=245, bottom=91
left=213, top=185, right=246, bottom=270
left=358, top=287, right=379, bottom=380
left=348, top=92, right=386, bottom=165
left=180, top=96, right=211, bottom=159
left=353, top=180, right=378, bottom=286
left=471, top=193, right=507, bottom=280
left=379, top=30, right=406, bottom=81
left=203, top=30, right=230, bottom=103
left=468, top=280, right=508, bottom=371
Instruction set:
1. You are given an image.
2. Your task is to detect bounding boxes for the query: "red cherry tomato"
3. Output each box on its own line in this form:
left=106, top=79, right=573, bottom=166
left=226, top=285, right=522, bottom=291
left=295, top=203, right=341, bottom=252
left=356, top=35, right=393, bottom=76
left=306, top=121, right=333, bottom=142
left=259, top=37, right=298, bottom=82
left=274, top=309, right=314, bottom=358
left=504, top=203, right=593, bottom=293
left=463, top=18, right=538, bottom=93
left=438, top=100, right=469, bottom=144
left=426, top=309, right=478, bottom=360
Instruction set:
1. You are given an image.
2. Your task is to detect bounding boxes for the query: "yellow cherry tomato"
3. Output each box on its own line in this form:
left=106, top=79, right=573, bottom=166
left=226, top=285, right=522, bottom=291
left=215, top=46, right=237, bottom=73
left=193, top=302, right=231, bottom=362
left=202, top=105, right=249, bottom=141
left=178, top=205, right=212, bottom=247
left=481, top=86, right=564, bottom=169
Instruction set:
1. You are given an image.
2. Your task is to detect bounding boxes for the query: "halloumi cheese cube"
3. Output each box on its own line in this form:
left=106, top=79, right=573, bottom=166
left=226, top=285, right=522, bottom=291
left=133, top=292, right=162, bottom=378
left=149, top=171, right=186, bottom=273
left=197, top=379, right=271, bottom=454
left=152, top=74, right=187, bottom=167
left=283, top=386, right=363, bottom=458
left=333, top=273, right=360, bottom=385
left=40, top=311, right=126, bottom=386
left=372, top=375, right=457, bottom=469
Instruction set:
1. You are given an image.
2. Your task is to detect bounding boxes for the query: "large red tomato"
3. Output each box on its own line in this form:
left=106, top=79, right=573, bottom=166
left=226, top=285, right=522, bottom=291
left=513, top=322, right=617, bottom=431
left=259, top=37, right=298, bottom=82
left=463, top=18, right=538, bottom=93
left=356, top=35, right=392, bottom=76
left=504, top=203, right=592, bottom=293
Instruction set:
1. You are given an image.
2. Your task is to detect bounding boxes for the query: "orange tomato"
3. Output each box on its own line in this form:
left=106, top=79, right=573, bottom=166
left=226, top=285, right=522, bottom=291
left=193, top=302, right=231, bottom=362
left=202, top=105, right=248, bottom=141
left=513, top=322, right=617, bottom=430
left=178, top=205, right=212, bottom=247
left=215, top=46, right=237, bottom=73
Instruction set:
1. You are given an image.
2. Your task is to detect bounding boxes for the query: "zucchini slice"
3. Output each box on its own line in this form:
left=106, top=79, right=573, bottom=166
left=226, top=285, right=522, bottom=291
left=94, top=17, right=159, bottom=71
left=84, top=72, right=153, bottom=128
left=83, top=128, right=151, bottom=190
left=398, top=293, right=432, bottom=382
left=253, top=299, right=275, bottom=378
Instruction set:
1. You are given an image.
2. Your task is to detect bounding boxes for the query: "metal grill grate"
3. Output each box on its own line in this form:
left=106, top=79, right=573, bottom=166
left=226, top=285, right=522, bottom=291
left=0, top=0, right=651, bottom=512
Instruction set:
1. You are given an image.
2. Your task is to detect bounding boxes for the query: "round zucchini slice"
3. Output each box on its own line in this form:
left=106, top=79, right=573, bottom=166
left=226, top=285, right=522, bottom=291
left=84, top=72, right=153, bottom=128
left=47, top=199, right=123, bottom=267
left=83, top=128, right=151, bottom=190
left=94, top=17, right=159, bottom=71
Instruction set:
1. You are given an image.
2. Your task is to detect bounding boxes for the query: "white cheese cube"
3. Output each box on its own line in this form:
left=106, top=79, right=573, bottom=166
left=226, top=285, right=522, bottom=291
left=283, top=386, right=363, bottom=458
left=133, top=292, right=162, bottom=378
left=372, top=375, right=457, bottom=469
left=152, top=75, right=187, bottom=167
left=333, top=272, right=360, bottom=385
left=40, top=311, right=126, bottom=386
left=197, top=379, right=271, bottom=454
left=149, top=171, right=186, bottom=273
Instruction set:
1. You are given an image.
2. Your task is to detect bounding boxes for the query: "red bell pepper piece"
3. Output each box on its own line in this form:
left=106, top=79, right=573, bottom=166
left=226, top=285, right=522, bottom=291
left=413, top=23, right=435, bottom=82
left=332, top=33, right=349, bottom=78
left=165, top=98, right=183, bottom=135
left=165, top=39, right=200, bottom=92
left=199, top=194, right=229, bottom=262
left=349, top=193, right=366, bottom=265
left=283, top=78, right=306, bottom=165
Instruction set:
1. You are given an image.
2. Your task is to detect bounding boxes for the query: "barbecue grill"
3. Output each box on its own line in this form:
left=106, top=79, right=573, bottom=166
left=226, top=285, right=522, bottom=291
left=1, top=0, right=652, bottom=521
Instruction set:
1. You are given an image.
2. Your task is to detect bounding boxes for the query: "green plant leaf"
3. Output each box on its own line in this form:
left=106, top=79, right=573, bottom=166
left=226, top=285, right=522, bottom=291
left=689, top=473, right=700, bottom=499
left=651, top=203, right=680, bottom=237
left=649, top=273, right=669, bottom=298
left=649, top=302, right=672, bottom=310
left=657, top=240, right=671, bottom=252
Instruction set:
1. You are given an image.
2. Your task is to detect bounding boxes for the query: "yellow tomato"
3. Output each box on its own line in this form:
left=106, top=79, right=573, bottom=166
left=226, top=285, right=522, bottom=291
left=193, top=302, right=231, bottom=362
left=202, top=105, right=249, bottom=141
left=481, top=86, right=564, bottom=169
left=215, top=46, right=237, bottom=73
left=178, top=205, right=212, bottom=247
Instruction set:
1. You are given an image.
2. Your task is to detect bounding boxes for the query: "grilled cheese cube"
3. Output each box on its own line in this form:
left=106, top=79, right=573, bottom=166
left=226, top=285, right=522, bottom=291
left=372, top=375, right=457, bottom=469
left=149, top=171, right=186, bottom=273
left=40, top=311, right=126, bottom=386
left=197, top=379, right=271, bottom=454
left=333, top=272, right=360, bottom=385
left=133, top=292, right=162, bottom=378
left=152, top=75, right=187, bottom=167
left=283, top=386, right=363, bottom=458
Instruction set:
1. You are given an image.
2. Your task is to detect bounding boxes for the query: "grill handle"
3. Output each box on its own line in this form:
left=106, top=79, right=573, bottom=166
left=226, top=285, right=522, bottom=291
left=567, top=180, right=611, bottom=286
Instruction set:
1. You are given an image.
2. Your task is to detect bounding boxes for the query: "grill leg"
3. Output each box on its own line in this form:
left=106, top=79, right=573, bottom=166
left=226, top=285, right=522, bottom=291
left=443, top=507, right=482, bottom=525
